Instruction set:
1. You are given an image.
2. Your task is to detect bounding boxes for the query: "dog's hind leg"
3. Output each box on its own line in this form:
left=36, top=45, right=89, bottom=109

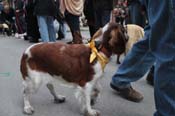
left=23, top=71, right=43, bottom=115
left=23, top=78, right=35, bottom=115
left=46, top=83, right=66, bottom=103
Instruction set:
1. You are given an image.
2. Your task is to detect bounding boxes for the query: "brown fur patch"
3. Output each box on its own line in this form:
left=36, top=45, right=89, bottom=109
left=102, top=23, right=126, bottom=55
left=26, top=42, right=94, bottom=87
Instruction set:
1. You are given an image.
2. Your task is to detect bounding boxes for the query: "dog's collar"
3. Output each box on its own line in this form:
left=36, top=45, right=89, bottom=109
left=88, top=40, right=109, bottom=72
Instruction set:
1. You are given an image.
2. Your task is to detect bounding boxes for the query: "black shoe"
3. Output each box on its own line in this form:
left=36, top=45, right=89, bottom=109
left=146, top=72, right=154, bottom=86
left=24, top=35, right=28, bottom=40
left=146, top=66, right=154, bottom=86
left=110, top=83, right=143, bottom=102
left=66, top=41, right=73, bottom=44
left=29, top=37, right=39, bottom=43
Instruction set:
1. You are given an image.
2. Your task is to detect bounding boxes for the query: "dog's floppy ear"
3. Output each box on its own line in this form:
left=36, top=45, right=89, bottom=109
left=108, top=28, right=126, bottom=54
left=108, top=29, right=118, bottom=47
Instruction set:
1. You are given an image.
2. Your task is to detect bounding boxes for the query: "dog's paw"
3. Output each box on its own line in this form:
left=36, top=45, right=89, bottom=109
left=90, top=98, right=97, bottom=106
left=84, top=109, right=100, bottom=116
left=54, top=96, right=66, bottom=104
left=23, top=106, right=34, bottom=115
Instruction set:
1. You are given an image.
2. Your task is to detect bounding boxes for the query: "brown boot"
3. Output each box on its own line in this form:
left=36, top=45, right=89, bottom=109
left=72, top=31, right=83, bottom=44
left=110, top=83, right=143, bottom=102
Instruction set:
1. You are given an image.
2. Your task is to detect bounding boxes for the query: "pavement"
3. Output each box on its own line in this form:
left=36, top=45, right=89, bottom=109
left=0, top=30, right=155, bottom=116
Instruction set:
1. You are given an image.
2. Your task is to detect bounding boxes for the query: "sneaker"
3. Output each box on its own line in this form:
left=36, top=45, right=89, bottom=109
left=15, top=33, right=19, bottom=38
left=110, top=83, right=143, bottom=102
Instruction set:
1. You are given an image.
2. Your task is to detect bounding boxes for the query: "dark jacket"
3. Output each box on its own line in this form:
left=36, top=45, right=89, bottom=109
left=128, top=0, right=141, bottom=5
left=33, top=0, right=56, bottom=16
left=93, top=0, right=113, bottom=10
left=1, top=8, right=15, bottom=23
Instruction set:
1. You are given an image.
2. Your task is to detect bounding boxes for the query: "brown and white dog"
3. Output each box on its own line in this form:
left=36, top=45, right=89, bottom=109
left=20, top=22, right=127, bottom=116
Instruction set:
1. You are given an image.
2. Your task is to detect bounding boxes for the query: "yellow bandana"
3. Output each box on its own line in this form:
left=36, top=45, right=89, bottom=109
left=88, top=40, right=109, bottom=71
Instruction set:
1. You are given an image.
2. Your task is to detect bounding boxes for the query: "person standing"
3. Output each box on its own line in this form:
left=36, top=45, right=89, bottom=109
left=60, top=0, right=84, bottom=44
left=55, top=0, right=66, bottom=40
left=1, top=3, right=16, bottom=36
left=127, top=0, right=147, bottom=27
left=25, top=0, right=40, bottom=43
left=93, top=0, right=113, bottom=28
left=83, top=0, right=97, bottom=37
left=14, top=0, right=26, bottom=38
left=34, top=0, right=56, bottom=42
left=84, top=0, right=113, bottom=37
left=110, top=0, right=175, bottom=115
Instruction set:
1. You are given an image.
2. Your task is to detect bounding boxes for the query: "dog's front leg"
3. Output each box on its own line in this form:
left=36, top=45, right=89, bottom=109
left=91, top=83, right=101, bottom=106
left=84, top=83, right=100, bottom=116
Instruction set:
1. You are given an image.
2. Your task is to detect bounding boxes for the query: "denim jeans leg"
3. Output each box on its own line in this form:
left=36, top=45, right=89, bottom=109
left=37, top=16, right=49, bottom=42
left=111, top=38, right=155, bottom=88
left=47, top=16, right=56, bottom=42
left=154, top=57, right=175, bottom=116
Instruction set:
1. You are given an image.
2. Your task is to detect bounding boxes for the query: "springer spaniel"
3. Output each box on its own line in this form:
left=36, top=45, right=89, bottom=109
left=20, top=22, right=127, bottom=116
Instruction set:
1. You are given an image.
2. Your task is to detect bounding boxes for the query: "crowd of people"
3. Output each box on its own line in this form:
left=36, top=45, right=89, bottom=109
left=0, top=0, right=175, bottom=116
left=0, top=0, right=131, bottom=43
left=0, top=0, right=67, bottom=43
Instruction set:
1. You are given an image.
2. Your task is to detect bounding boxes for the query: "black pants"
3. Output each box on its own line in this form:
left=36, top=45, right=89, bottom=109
left=25, top=3, right=40, bottom=40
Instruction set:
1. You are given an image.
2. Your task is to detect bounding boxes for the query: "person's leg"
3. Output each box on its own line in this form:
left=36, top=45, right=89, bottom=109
left=47, top=16, right=56, bottom=42
left=37, top=16, right=49, bottom=42
left=65, top=11, right=82, bottom=43
left=26, top=4, right=40, bottom=42
left=101, top=10, right=111, bottom=27
left=111, top=37, right=155, bottom=102
left=154, top=58, right=175, bottom=116
left=88, top=25, right=97, bottom=37
left=129, top=3, right=145, bottom=27
left=57, top=21, right=66, bottom=40
left=94, top=9, right=102, bottom=29
left=111, top=38, right=155, bottom=88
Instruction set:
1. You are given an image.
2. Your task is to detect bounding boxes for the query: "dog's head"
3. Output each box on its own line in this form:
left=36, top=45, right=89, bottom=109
left=101, top=22, right=128, bottom=55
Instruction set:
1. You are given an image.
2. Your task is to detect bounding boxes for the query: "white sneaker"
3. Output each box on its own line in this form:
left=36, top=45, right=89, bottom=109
left=15, top=33, right=19, bottom=38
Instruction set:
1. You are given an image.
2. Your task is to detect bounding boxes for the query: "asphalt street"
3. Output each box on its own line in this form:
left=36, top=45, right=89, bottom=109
left=0, top=30, right=155, bottom=116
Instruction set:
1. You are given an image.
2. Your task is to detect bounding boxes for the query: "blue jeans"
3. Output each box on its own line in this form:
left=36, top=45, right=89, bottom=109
left=37, top=16, right=56, bottom=42
left=111, top=35, right=155, bottom=88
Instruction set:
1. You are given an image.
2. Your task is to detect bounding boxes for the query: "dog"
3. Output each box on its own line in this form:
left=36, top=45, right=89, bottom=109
left=20, top=22, right=127, bottom=116
left=0, top=23, right=10, bottom=35
left=116, top=24, right=144, bottom=64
